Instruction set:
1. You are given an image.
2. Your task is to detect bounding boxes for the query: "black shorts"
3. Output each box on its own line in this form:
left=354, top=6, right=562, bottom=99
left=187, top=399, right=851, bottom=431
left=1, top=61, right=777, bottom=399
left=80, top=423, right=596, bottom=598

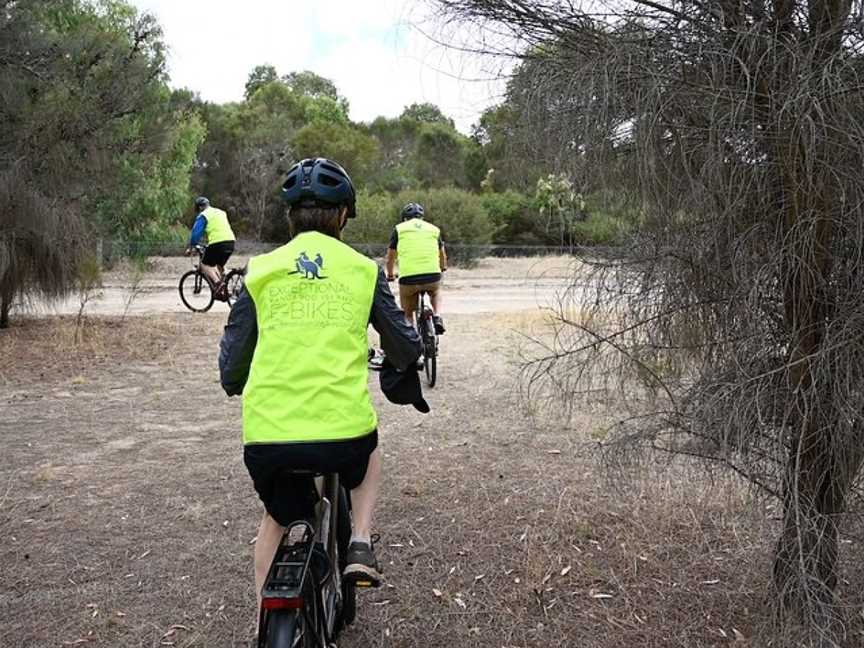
left=244, top=431, right=378, bottom=527
left=202, top=240, right=234, bottom=267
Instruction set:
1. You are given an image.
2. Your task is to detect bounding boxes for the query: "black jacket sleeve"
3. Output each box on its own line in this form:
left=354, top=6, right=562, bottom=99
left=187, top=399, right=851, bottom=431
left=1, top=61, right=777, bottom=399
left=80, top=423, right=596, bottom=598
left=369, top=267, right=421, bottom=371
left=219, top=288, right=258, bottom=396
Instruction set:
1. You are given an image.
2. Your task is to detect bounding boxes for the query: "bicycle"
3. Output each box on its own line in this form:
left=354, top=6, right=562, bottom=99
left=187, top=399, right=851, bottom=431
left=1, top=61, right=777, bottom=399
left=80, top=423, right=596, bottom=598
left=178, top=244, right=245, bottom=313
left=258, top=471, right=360, bottom=648
left=415, top=291, right=438, bottom=388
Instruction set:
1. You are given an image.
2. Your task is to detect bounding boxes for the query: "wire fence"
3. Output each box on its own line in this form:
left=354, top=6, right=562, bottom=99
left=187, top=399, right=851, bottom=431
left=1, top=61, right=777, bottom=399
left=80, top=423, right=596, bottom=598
left=98, top=238, right=581, bottom=266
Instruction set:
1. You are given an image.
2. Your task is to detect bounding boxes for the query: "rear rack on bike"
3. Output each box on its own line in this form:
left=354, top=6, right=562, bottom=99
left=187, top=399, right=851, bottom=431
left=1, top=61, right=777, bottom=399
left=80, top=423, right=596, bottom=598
left=260, top=522, right=315, bottom=610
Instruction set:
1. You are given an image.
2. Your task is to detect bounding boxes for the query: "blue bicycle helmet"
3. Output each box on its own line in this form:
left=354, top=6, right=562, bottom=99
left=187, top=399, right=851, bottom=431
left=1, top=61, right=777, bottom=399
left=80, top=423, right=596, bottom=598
left=400, top=202, right=424, bottom=221
left=281, top=158, right=357, bottom=218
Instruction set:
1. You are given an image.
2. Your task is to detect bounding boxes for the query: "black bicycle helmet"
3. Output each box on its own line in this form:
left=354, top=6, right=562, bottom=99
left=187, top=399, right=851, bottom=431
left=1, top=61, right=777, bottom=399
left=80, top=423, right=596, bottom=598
left=400, top=202, right=425, bottom=221
left=281, top=158, right=357, bottom=218
left=194, top=196, right=210, bottom=211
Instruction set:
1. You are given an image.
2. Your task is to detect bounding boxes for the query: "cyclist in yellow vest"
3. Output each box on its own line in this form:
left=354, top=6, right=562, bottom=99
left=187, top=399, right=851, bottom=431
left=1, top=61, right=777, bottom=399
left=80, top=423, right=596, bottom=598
left=219, top=158, right=424, bottom=620
left=185, top=196, right=236, bottom=292
left=385, top=202, right=447, bottom=333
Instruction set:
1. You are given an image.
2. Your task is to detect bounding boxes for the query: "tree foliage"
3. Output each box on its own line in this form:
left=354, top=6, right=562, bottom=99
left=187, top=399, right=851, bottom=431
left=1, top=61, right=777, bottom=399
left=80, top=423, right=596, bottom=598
left=244, top=64, right=279, bottom=99
left=194, top=65, right=485, bottom=238
left=436, top=0, right=864, bottom=641
left=0, top=0, right=199, bottom=326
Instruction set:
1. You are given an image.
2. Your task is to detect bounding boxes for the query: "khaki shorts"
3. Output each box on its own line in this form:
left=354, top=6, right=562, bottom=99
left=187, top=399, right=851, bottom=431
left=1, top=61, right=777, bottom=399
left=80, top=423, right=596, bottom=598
left=399, top=281, right=440, bottom=316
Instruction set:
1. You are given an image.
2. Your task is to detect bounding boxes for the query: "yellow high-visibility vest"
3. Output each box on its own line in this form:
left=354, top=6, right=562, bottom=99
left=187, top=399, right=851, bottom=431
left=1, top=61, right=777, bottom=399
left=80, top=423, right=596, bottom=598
left=242, top=231, right=378, bottom=444
left=396, top=218, right=440, bottom=277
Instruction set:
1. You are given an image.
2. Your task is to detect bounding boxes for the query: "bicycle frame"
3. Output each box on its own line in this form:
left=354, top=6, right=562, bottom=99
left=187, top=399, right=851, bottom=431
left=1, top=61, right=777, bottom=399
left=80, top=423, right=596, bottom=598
left=414, top=291, right=439, bottom=387
left=179, top=245, right=244, bottom=311
left=414, top=292, right=431, bottom=333
left=258, top=473, right=344, bottom=648
left=415, top=293, right=437, bottom=350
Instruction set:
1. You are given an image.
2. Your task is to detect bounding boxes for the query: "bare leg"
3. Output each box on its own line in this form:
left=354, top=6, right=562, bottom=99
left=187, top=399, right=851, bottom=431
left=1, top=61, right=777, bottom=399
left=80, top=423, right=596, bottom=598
left=430, top=291, right=441, bottom=315
left=350, top=448, right=382, bottom=542
left=200, top=262, right=222, bottom=286
left=254, top=512, right=285, bottom=625
left=399, top=295, right=416, bottom=328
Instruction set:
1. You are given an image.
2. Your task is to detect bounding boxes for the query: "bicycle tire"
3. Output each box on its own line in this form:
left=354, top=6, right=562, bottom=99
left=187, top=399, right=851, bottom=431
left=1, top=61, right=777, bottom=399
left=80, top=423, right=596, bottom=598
left=224, top=269, right=245, bottom=306
left=178, top=270, right=214, bottom=313
left=417, top=311, right=437, bottom=388
left=424, top=323, right=437, bottom=388
left=262, top=609, right=302, bottom=648
left=425, top=343, right=437, bottom=387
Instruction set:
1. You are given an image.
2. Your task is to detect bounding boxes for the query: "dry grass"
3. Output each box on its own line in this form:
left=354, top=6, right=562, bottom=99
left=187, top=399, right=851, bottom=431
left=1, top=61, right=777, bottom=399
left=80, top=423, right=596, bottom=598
left=4, top=309, right=855, bottom=646
left=445, top=255, right=580, bottom=281
left=0, top=314, right=219, bottom=386
left=142, top=253, right=576, bottom=283
left=350, top=420, right=774, bottom=647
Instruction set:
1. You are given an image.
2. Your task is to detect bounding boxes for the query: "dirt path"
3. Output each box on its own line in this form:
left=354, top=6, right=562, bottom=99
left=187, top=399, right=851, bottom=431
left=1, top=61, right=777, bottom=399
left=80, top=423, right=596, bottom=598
left=1, top=263, right=771, bottom=647
left=42, top=256, right=579, bottom=317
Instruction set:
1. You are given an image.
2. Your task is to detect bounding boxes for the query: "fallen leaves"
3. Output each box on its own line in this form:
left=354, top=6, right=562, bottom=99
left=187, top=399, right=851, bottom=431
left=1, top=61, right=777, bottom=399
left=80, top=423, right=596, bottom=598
left=161, top=624, right=192, bottom=646
left=590, top=592, right=614, bottom=599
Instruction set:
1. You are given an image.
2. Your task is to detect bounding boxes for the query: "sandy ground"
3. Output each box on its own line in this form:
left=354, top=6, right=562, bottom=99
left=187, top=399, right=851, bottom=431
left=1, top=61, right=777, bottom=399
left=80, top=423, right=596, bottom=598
left=41, top=256, right=581, bottom=318
left=0, top=258, right=803, bottom=647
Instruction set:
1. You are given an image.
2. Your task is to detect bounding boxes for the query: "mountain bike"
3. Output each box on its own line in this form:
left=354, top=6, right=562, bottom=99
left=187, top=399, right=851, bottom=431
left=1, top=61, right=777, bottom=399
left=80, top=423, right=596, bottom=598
left=415, top=291, right=438, bottom=387
left=258, top=471, right=357, bottom=648
left=178, top=244, right=245, bottom=313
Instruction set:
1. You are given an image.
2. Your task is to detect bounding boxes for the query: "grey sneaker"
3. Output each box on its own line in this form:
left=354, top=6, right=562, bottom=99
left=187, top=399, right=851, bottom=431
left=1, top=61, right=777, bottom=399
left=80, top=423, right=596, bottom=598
left=433, top=315, right=445, bottom=334
left=368, top=348, right=384, bottom=371
left=343, top=539, right=382, bottom=587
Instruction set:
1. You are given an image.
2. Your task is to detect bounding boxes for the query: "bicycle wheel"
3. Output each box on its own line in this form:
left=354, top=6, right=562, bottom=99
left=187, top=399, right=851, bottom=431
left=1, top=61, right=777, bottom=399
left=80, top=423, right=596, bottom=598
left=178, top=270, right=214, bottom=313
left=224, top=269, right=245, bottom=306
left=263, top=610, right=300, bottom=648
left=424, top=321, right=437, bottom=388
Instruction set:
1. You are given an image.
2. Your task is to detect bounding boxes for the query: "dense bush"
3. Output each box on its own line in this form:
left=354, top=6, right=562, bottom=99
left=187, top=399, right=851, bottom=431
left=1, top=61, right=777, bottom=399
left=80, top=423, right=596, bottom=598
left=352, top=191, right=396, bottom=244
left=352, top=187, right=631, bottom=256
left=481, top=191, right=536, bottom=244
left=570, top=212, right=626, bottom=246
left=349, top=187, right=493, bottom=266
left=482, top=189, right=632, bottom=247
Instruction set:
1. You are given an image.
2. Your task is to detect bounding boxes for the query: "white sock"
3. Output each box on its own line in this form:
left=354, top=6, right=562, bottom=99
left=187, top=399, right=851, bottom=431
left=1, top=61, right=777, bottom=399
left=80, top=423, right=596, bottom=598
left=350, top=533, right=371, bottom=545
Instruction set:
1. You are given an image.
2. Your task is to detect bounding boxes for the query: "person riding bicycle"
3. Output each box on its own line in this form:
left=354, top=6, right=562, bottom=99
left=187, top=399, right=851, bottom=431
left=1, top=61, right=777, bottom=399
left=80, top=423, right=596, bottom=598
left=385, top=202, right=447, bottom=334
left=185, top=196, right=236, bottom=294
left=219, top=158, right=424, bottom=624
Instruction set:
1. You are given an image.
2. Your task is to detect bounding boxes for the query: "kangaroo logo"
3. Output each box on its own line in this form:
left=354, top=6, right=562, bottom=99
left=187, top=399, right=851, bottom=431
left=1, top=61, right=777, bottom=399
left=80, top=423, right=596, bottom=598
left=289, top=251, right=326, bottom=280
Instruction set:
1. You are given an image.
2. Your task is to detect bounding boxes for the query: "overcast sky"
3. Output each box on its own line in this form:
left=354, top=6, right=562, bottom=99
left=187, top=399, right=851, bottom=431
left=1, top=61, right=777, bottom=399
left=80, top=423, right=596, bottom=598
left=128, top=0, right=509, bottom=133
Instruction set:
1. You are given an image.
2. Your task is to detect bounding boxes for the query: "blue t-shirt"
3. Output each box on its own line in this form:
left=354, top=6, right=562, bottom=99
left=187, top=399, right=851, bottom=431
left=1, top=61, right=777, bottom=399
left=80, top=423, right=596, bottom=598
left=188, top=212, right=207, bottom=246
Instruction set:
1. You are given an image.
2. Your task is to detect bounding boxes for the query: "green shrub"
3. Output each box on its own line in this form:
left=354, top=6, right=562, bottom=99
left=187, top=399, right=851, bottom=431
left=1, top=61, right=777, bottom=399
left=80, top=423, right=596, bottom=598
left=570, top=212, right=626, bottom=246
left=481, top=191, right=537, bottom=244
left=349, top=187, right=493, bottom=267
left=574, top=191, right=637, bottom=246
left=352, top=191, right=395, bottom=244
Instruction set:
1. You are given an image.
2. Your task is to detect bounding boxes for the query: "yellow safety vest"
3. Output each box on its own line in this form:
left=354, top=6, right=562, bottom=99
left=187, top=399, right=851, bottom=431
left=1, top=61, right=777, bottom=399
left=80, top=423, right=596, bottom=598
left=395, top=219, right=441, bottom=278
left=203, top=207, right=235, bottom=244
left=242, top=231, right=378, bottom=444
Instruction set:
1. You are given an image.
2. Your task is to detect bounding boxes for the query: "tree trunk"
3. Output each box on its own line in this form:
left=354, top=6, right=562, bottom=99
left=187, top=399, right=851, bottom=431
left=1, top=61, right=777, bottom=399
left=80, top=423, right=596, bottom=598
left=773, top=418, right=841, bottom=614
left=772, top=106, right=842, bottom=626
left=0, top=284, right=11, bottom=328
